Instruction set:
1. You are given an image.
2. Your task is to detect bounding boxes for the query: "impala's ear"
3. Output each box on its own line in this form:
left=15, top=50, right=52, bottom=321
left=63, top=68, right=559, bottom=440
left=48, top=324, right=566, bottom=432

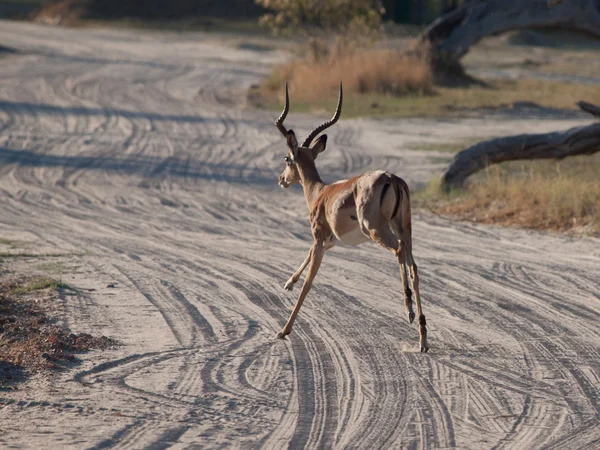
left=286, top=130, right=299, bottom=157
left=311, top=134, right=327, bottom=159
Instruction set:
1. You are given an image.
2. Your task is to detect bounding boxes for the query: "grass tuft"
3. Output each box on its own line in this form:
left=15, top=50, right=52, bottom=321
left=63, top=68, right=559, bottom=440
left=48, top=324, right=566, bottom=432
left=10, top=277, right=73, bottom=296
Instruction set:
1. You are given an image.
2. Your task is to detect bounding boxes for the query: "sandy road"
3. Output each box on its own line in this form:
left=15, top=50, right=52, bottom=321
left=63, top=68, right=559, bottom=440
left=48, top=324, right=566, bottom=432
left=0, top=20, right=599, bottom=449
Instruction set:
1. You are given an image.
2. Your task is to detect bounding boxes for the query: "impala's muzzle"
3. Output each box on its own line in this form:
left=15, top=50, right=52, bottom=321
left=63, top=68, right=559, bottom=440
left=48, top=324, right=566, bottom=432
left=279, top=174, right=291, bottom=188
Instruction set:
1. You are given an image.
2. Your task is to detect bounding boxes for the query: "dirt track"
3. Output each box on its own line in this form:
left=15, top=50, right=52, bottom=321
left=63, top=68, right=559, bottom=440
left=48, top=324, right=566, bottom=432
left=0, top=20, right=600, bottom=449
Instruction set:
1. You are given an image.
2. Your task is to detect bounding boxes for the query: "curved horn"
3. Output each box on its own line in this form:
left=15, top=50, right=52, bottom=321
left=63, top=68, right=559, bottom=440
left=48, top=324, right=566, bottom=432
left=275, top=82, right=290, bottom=138
left=302, top=82, right=343, bottom=147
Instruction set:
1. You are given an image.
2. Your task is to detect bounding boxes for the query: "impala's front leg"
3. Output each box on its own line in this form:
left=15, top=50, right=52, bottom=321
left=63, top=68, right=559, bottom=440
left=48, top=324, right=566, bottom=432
left=277, top=241, right=326, bottom=339
left=284, top=252, right=310, bottom=291
left=284, top=242, right=334, bottom=291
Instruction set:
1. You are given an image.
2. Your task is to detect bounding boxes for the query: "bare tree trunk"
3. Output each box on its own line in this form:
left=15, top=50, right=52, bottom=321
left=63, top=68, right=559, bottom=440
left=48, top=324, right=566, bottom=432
left=441, top=102, right=600, bottom=191
left=421, top=0, right=600, bottom=63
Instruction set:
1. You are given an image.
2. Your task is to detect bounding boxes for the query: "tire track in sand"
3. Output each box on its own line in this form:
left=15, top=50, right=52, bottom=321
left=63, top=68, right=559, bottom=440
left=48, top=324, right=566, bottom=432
left=0, top=20, right=599, bottom=449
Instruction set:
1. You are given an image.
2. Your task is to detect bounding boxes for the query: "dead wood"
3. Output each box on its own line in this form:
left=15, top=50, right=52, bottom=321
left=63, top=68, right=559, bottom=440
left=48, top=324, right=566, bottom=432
left=441, top=102, right=600, bottom=190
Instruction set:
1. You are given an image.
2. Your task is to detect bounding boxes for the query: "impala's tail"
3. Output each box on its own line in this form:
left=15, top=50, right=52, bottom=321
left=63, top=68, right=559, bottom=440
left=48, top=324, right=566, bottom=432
left=380, top=175, right=409, bottom=220
left=385, top=177, right=411, bottom=241
left=380, top=182, right=398, bottom=221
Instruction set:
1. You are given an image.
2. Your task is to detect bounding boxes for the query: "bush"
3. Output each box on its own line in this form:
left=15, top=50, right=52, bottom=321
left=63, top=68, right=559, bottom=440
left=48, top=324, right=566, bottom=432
left=263, top=44, right=434, bottom=101
left=256, top=0, right=384, bottom=38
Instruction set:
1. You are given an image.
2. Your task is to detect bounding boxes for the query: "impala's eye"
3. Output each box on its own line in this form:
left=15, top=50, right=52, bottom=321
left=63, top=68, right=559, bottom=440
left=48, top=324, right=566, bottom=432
left=284, top=156, right=291, bottom=164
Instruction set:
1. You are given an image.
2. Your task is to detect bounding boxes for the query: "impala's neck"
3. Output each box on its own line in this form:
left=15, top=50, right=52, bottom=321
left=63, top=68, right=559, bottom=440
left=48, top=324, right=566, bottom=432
left=296, top=153, right=325, bottom=208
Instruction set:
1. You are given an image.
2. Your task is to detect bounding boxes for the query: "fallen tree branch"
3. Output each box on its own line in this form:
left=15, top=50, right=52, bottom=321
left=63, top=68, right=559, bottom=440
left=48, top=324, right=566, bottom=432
left=441, top=102, right=600, bottom=191
left=577, top=101, right=600, bottom=118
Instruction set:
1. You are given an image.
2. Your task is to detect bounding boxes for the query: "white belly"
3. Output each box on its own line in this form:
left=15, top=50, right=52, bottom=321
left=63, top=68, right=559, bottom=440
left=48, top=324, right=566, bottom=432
left=334, top=227, right=369, bottom=246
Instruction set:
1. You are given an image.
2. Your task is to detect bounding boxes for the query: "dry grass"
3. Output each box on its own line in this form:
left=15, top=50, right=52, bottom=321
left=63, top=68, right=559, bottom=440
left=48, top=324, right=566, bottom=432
left=418, top=154, right=600, bottom=234
left=253, top=76, right=600, bottom=119
left=262, top=45, right=434, bottom=102
left=0, top=275, right=118, bottom=388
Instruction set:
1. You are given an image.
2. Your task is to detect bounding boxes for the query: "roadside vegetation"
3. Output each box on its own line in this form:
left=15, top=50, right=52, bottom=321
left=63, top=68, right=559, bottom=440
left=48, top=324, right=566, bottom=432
left=260, top=44, right=433, bottom=103
left=253, top=76, right=600, bottom=118
left=9, top=276, right=72, bottom=295
left=251, top=1, right=600, bottom=118
left=0, top=273, right=117, bottom=389
left=416, top=153, right=600, bottom=234
left=252, top=0, right=437, bottom=106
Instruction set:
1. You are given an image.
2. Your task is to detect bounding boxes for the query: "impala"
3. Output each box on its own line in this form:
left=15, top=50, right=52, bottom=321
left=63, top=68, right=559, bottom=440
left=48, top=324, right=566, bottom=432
left=274, top=83, right=429, bottom=353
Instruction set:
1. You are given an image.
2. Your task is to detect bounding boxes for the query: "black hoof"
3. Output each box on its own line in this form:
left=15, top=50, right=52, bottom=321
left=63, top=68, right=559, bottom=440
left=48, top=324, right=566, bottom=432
left=408, top=311, right=415, bottom=324
left=276, top=330, right=289, bottom=340
left=420, top=346, right=429, bottom=353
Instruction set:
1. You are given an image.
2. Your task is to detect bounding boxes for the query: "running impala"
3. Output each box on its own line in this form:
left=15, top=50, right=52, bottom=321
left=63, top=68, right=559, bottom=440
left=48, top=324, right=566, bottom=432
left=275, top=83, right=428, bottom=353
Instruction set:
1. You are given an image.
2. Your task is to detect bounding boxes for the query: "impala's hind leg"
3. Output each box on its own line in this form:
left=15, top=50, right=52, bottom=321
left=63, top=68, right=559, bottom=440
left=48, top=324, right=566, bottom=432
left=396, top=239, right=415, bottom=324
left=389, top=220, right=427, bottom=352
left=358, top=217, right=414, bottom=324
left=403, top=236, right=428, bottom=353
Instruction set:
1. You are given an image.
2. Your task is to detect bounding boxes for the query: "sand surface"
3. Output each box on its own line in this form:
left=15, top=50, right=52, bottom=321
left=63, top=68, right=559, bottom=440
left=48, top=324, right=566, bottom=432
left=0, top=20, right=599, bottom=449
